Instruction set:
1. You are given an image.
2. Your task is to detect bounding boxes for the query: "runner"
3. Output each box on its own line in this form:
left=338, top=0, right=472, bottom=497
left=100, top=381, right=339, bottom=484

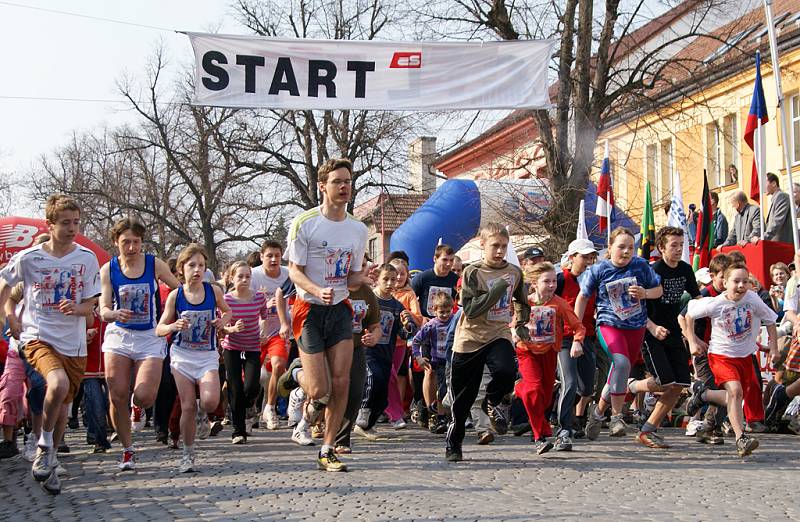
left=250, top=240, right=292, bottom=430
left=99, top=218, right=179, bottom=470
left=0, top=195, right=101, bottom=495
left=156, top=244, right=232, bottom=473
left=279, top=157, right=368, bottom=472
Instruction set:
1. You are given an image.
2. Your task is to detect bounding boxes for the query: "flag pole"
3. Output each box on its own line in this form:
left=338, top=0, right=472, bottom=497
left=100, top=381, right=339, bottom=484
left=605, top=140, right=612, bottom=247
left=764, top=0, right=800, bottom=250
left=756, top=118, right=765, bottom=240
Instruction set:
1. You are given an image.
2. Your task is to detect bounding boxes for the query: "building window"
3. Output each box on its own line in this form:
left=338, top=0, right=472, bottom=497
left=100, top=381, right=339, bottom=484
left=706, top=122, right=722, bottom=188
left=646, top=143, right=658, bottom=196
left=659, top=138, right=673, bottom=202
left=722, top=113, right=739, bottom=186
left=368, top=237, right=378, bottom=263
left=792, top=95, right=800, bottom=165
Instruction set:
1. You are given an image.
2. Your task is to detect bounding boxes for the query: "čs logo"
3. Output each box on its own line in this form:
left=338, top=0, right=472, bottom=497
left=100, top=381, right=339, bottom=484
left=0, top=224, right=38, bottom=249
left=390, top=52, right=422, bottom=69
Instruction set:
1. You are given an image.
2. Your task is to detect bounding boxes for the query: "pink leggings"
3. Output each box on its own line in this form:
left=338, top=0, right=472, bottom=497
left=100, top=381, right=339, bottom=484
left=597, top=325, right=645, bottom=397
left=0, top=350, right=26, bottom=426
left=384, top=342, right=407, bottom=421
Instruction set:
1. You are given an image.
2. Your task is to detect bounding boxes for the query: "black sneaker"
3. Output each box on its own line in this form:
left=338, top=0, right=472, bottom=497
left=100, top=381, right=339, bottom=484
left=428, top=411, right=438, bottom=433
left=736, top=434, right=759, bottom=457
left=445, top=448, right=463, bottom=462
left=534, top=438, right=554, bottom=455
left=277, top=358, right=303, bottom=398
left=483, top=399, right=509, bottom=435
left=434, top=416, right=448, bottom=435
left=57, top=443, right=70, bottom=454
left=685, top=381, right=708, bottom=417
left=0, top=440, right=19, bottom=459
left=415, top=402, right=429, bottom=429
left=155, top=431, right=169, bottom=445
left=696, top=427, right=724, bottom=445
left=764, top=384, right=790, bottom=426
left=67, top=417, right=78, bottom=430
left=512, top=422, right=532, bottom=436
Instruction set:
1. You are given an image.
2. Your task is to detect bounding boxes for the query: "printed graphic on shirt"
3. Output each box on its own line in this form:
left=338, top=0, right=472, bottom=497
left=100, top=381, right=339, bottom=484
left=118, top=283, right=151, bottom=324
left=32, top=264, right=86, bottom=314
left=351, top=299, right=368, bottom=334
left=720, top=304, right=753, bottom=343
left=661, top=275, right=687, bottom=304
left=487, top=275, right=514, bottom=322
left=179, top=310, right=215, bottom=351
left=434, top=325, right=448, bottom=359
left=378, top=310, right=396, bottom=345
left=528, top=306, right=555, bottom=344
left=606, top=276, right=641, bottom=320
left=426, top=286, right=453, bottom=316
left=325, top=247, right=352, bottom=286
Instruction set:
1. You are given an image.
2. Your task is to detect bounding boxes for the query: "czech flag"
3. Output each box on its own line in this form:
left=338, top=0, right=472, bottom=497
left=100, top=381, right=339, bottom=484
left=744, top=51, right=769, bottom=203
left=596, top=141, right=614, bottom=233
left=693, top=171, right=716, bottom=270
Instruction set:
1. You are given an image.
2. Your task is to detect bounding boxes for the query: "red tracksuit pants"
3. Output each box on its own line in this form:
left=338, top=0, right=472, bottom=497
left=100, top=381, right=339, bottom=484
left=515, top=348, right=558, bottom=440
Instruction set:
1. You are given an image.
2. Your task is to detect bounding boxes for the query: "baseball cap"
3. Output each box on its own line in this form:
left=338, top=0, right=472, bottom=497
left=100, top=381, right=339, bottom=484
left=523, top=247, right=545, bottom=260
left=695, top=267, right=712, bottom=285
left=566, top=239, right=597, bottom=256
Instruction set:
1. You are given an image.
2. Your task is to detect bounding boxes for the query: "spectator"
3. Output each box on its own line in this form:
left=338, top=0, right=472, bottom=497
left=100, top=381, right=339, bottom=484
left=687, top=204, right=698, bottom=245
left=521, top=247, right=545, bottom=270
left=727, top=164, right=739, bottom=185
left=710, top=192, right=728, bottom=248
left=763, top=173, right=793, bottom=244
left=722, top=191, right=761, bottom=246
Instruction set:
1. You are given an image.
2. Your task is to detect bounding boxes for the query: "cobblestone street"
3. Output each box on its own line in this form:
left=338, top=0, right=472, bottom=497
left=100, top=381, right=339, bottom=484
left=0, top=423, right=797, bottom=521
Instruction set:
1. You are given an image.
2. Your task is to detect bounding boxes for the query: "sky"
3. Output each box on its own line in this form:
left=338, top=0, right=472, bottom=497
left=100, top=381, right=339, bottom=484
left=0, top=1, right=239, bottom=214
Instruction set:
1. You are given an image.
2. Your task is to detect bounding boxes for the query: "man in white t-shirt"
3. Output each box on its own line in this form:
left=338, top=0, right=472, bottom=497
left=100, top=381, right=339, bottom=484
left=0, top=195, right=101, bottom=494
left=251, top=240, right=291, bottom=429
left=279, top=158, right=367, bottom=472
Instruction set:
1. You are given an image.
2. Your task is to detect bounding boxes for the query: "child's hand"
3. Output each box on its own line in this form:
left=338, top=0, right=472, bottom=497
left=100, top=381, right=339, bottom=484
left=279, top=323, right=291, bottom=340
left=115, top=309, right=134, bottom=322
left=648, top=324, right=669, bottom=340
left=318, top=287, right=335, bottom=305
left=172, top=318, right=190, bottom=333
left=87, top=328, right=99, bottom=344
left=415, top=356, right=431, bottom=370
left=570, top=341, right=583, bottom=358
left=58, top=299, right=77, bottom=316
left=229, top=319, right=246, bottom=333
left=628, top=285, right=646, bottom=300
left=361, top=330, right=378, bottom=347
left=400, top=310, right=411, bottom=324
left=770, top=348, right=781, bottom=366
left=688, top=338, right=708, bottom=356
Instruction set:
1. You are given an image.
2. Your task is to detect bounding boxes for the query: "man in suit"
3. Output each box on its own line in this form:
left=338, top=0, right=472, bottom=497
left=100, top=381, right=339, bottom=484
left=723, top=190, right=761, bottom=246
left=764, top=172, right=793, bottom=244
left=710, top=192, right=728, bottom=248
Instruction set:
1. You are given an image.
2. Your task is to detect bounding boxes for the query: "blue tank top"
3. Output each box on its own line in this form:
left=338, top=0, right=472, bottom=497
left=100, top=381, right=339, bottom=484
left=173, top=282, right=217, bottom=352
left=110, top=254, right=158, bottom=330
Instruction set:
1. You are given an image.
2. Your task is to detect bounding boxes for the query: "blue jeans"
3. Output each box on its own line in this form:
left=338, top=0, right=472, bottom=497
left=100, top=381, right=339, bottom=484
left=83, top=378, right=110, bottom=448
left=556, top=336, right=597, bottom=434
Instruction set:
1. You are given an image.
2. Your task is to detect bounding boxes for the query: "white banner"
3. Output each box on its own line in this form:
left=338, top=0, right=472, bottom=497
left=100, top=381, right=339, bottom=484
left=186, top=33, right=555, bottom=111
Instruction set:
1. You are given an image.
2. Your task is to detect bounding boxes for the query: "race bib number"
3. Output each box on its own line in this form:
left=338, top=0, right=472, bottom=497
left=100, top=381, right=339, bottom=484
left=118, top=283, right=151, bottom=325
left=605, top=277, right=641, bottom=320
left=351, top=299, right=368, bottom=334
left=426, top=286, right=452, bottom=316
left=378, top=310, right=396, bottom=345
left=33, top=265, right=86, bottom=315
left=528, top=306, right=555, bottom=344
left=325, top=247, right=353, bottom=287
left=179, top=310, right=215, bottom=351
left=487, top=275, right=514, bottom=322
left=720, top=304, right=753, bottom=343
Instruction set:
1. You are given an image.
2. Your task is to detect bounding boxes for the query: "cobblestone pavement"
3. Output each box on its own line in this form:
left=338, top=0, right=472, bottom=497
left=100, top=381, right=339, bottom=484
left=0, top=423, right=797, bottom=521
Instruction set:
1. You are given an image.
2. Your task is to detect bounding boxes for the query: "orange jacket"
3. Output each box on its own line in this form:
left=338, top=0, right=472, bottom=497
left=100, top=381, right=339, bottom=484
left=519, top=294, right=586, bottom=354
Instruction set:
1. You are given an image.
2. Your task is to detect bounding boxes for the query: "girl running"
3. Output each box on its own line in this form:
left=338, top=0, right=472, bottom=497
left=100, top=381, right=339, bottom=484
left=221, top=261, right=269, bottom=445
left=156, top=244, right=232, bottom=473
left=576, top=227, right=662, bottom=440
left=99, top=218, right=179, bottom=471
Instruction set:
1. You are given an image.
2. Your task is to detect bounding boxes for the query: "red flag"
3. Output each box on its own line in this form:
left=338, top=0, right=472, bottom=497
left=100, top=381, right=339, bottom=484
left=596, top=142, right=614, bottom=232
left=744, top=51, right=769, bottom=202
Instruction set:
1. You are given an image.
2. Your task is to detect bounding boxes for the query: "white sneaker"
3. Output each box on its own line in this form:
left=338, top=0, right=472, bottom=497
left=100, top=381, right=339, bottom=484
left=390, top=419, right=407, bottom=430
left=179, top=449, right=195, bottom=473
left=196, top=411, right=210, bottom=440
left=31, top=446, right=54, bottom=482
left=131, top=406, right=145, bottom=432
left=291, top=426, right=315, bottom=446
left=263, top=408, right=279, bottom=430
left=23, top=435, right=38, bottom=462
left=287, top=388, right=305, bottom=428
left=52, top=455, right=67, bottom=476
left=354, top=425, right=380, bottom=440
left=355, top=408, right=371, bottom=429
left=685, top=418, right=705, bottom=437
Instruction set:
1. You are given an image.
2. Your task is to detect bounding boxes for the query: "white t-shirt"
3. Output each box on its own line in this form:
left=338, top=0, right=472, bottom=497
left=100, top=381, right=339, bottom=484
left=250, top=265, right=290, bottom=338
left=0, top=244, right=101, bottom=357
left=687, top=290, right=777, bottom=358
left=285, top=207, right=367, bottom=305
left=782, top=275, right=800, bottom=313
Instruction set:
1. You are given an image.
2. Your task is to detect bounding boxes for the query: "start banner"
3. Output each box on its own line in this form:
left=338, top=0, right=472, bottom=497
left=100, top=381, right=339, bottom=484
left=186, top=33, right=555, bottom=111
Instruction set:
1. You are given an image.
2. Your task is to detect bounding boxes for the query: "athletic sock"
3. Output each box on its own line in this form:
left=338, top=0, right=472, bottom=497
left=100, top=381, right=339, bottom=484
left=628, top=379, right=638, bottom=395
left=296, top=417, right=310, bottom=432
left=641, top=422, right=657, bottom=433
left=320, top=444, right=332, bottom=456
left=592, top=408, right=605, bottom=421
left=38, top=430, right=54, bottom=448
left=291, top=367, right=303, bottom=381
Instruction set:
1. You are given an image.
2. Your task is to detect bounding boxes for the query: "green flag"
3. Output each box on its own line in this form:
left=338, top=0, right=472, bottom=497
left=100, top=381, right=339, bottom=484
left=639, top=180, right=655, bottom=259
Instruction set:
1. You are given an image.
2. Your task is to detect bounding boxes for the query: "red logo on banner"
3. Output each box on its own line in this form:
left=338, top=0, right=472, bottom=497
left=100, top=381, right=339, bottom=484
left=390, top=52, right=422, bottom=68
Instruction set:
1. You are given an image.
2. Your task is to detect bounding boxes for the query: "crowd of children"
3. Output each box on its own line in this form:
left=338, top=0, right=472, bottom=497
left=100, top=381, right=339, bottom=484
left=1, top=165, right=798, bottom=494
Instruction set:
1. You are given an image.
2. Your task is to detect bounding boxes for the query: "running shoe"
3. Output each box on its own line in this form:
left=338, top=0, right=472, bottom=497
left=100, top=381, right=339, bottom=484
left=131, top=406, right=145, bottom=432
left=534, top=438, right=554, bottom=455
left=608, top=414, right=627, bottom=437
left=414, top=401, right=428, bottom=429
left=445, top=448, right=463, bottom=462
left=685, top=381, right=708, bottom=417
left=109, top=432, right=119, bottom=443
left=291, top=426, right=315, bottom=446
left=685, top=419, right=705, bottom=437
left=377, top=413, right=390, bottom=424
left=0, top=440, right=19, bottom=459
left=736, top=434, right=759, bottom=457
left=179, top=450, right=195, bottom=473
left=334, top=445, right=351, bottom=455
left=67, top=416, right=79, bottom=430
left=156, top=431, right=169, bottom=445
left=231, top=435, right=246, bottom=445
left=196, top=412, right=210, bottom=440
left=745, top=421, right=767, bottom=433
left=277, top=358, right=303, bottom=398
left=483, top=399, right=509, bottom=435
left=311, top=424, right=325, bottom=439
left=428, top=412, right=439, bottom=433
left=477, top=431, right=495, bottom=445
left=304, top=401, right=325, bottom=426
left=263, top=408, right=279, bottom=430
left=92, top=444, right=109, bottom=454
left=209, top=421, right=224, bottom=437
left=585, top=407, right=604, bottom=441
left=42, top=467, right=61, bottom=495
left=433, top=416, right=448, bottom=435
left=390, top=419, right=407, bottom=430
left=118, top=450, right=136, bottom=471
left=57, top=443, right=70, bottom=454
left=221, top=417, right=231, bottom=426
left=512, top=422, right=532, bottom=437
left=355, top=408, right=371, bottom=429
left=317, top=449, right=347, bottom=472
left=636, top=431, right=670, bottom=449
left=353, top=425, right=380, bottom=440
left=765, top=384, right=790, bottom=426
left=553, top=432, right=573, bottom=452
left=32, top=446, right=54, bottom=482
left=287, top=388, right=305, bottom=428
left=169, top=434, right=180, bottom=449
left=696, top=427, right=724, bottom=445
left=787, top=415, right=800, bottom=435
left=52, top=455, right=66, bottom=476
left=23, top=436, right=37, bottom=462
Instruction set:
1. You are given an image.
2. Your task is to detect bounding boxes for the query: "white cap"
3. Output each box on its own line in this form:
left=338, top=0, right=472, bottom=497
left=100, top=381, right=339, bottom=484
left=695, top=267, right=712, bottom=285
left=566, top=238, right=597, bottom=256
